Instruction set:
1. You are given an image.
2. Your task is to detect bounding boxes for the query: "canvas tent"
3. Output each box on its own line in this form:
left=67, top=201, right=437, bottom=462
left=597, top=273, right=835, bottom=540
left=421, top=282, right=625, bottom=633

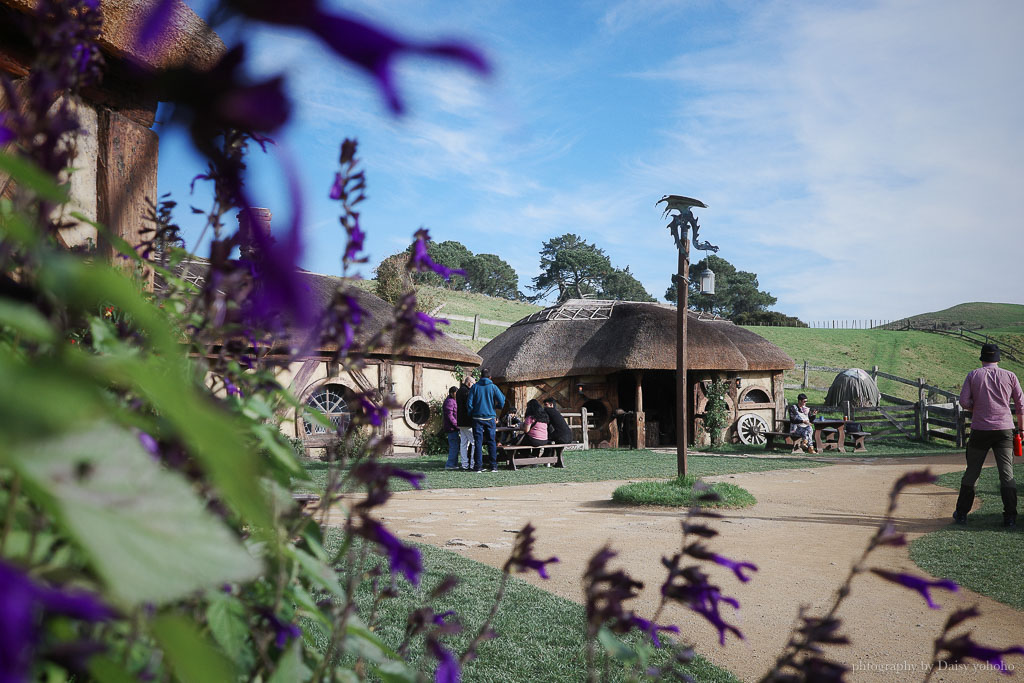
left=824, top=368, right=881, bottom=408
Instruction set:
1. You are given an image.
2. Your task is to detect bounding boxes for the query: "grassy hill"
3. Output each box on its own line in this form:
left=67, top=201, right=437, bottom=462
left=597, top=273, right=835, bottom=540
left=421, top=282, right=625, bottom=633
left=357, top=281, right=1024, bottom=395
left=904, top=301, right=1024, bottom=330
left=744, top=327, right=1024, bottom=403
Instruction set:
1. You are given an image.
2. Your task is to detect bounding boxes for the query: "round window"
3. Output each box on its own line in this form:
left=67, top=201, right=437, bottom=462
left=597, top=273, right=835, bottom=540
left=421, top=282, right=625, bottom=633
left=304, top=384, right=351, bottom=435
left=404, top=396, right=431, bottom=429
left=742, top=389, right=771, bottom=404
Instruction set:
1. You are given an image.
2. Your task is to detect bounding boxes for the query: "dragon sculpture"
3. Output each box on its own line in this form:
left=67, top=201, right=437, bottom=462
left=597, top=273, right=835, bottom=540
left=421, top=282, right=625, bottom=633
left=656, top=194, right=718, bottom=254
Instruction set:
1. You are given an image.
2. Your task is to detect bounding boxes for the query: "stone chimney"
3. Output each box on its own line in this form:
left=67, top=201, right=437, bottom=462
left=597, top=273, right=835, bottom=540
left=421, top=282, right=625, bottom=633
left=237, top=207, right=272, bottom=260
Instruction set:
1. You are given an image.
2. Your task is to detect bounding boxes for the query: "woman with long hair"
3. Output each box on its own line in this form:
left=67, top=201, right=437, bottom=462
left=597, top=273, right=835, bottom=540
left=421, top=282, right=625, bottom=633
left=519, top=398, right=550, bottom=453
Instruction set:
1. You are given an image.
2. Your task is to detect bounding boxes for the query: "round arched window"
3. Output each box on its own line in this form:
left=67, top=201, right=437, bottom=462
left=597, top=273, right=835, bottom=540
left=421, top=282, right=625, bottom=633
left=304, top=384, right=351, bottom=435
left=742, top=389, right=772, bottom=404
left=404, top=396, right=431, bottom=430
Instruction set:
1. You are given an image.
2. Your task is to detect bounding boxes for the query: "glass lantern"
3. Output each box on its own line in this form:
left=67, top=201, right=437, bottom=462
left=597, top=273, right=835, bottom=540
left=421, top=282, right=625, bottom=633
left=698, top=267, right=715, bottom=295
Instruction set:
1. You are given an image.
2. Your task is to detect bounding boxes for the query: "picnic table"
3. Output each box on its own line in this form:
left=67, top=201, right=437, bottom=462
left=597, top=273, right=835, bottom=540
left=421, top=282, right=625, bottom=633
left=495, top=426, right=567, bottom=470
left=765, top=419, right=847, bottom=453
left=764, top=419, right=871, bottom=453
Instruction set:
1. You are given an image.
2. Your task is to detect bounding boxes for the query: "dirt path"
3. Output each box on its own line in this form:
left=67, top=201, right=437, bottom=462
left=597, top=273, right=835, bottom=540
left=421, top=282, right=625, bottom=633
left=330, top=455, right=1024, bottom=681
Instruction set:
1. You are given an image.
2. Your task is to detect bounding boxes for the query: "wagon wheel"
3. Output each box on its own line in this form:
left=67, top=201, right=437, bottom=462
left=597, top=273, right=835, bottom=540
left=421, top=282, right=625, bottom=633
left=737, top=414, right=769, bottom=445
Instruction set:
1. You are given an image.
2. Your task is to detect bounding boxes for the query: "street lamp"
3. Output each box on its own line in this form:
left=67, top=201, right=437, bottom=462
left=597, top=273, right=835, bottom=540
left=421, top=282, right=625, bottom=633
left=656, top=195, right=718, bottom=478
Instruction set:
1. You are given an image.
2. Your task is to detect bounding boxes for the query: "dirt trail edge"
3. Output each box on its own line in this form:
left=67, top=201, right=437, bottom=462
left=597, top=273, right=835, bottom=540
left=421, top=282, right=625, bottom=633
left=327, top=455, right=1024, bottom=682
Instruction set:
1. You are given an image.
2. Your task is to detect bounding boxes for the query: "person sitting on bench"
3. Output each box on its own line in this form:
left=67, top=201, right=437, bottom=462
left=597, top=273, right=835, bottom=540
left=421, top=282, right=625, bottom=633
left=543, top=397, right=573, bottom=445
left=788, top=394, right=817, bottom=453
left=518, top=399, right=551, bottom=455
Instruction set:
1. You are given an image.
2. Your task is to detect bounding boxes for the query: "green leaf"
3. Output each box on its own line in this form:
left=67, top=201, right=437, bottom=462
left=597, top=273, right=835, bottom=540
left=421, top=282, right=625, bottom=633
left=268, top=640, right=312, bottom=683
left=597, top=626, right=640, bottom=664
left=346, top=620, right=402, bottom=662
left=0, top=299, right=56, bottom=343
left=206, top=593, right=254, bottom=668
left=152, top=614, right=237, bottom=683
left=9, top=422, right=262, bottom=606
left=286, top=545, right=345, bottom=599
left=88, top=655, right=138, bottom=683
left=0, top=151, right=69, bottom=203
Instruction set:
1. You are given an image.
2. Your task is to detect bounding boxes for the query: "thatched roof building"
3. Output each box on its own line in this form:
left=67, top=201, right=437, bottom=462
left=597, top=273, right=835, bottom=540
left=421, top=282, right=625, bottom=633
left=482, top=299, right=792, bottom=382
left=479, top=299, right=793, bottom=448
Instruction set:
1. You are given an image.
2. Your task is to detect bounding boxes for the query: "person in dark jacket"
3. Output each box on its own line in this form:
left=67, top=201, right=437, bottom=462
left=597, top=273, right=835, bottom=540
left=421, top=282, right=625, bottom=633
left=455, top=375, right=475, bottom=470
left=543, top=397, right=573, bottom=445
left=442, top=386, right=460, bottom=470
left=466, top=368, right=505, bottom=472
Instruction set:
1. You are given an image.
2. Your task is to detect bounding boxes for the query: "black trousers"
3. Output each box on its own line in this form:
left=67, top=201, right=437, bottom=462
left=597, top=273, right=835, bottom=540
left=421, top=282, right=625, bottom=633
left=961, top=429, right=1016, bottom=487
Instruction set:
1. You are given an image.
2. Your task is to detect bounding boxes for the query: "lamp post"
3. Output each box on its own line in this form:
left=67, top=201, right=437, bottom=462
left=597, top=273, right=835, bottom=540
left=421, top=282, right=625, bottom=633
left=656, top=195, right=717, bottom=478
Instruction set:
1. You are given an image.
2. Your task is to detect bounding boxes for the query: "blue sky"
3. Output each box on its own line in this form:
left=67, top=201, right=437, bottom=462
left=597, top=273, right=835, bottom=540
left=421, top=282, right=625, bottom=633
left=156, top=0, right=1024, bottom=323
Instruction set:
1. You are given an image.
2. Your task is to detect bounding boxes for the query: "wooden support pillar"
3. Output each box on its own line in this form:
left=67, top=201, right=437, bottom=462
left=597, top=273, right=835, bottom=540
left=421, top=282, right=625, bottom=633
left=634, top=371, right=645, bottom=450
left=917, top=378, right=927, bottom=440
left=379, top=361, right=394, bottom=455
left=412, top=362, right=423, bottom=397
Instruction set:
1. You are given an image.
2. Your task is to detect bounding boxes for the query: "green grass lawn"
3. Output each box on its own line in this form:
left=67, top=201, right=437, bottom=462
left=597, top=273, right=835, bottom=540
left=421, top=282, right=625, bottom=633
left=612, top=474, right=756, bottom=508
left=741, top=327, right=1024, bottom=404
left=909, top=464, right=1024, bottom=609
left=905, top=302, right=1024, bottom=329
left=318, top=532, right=740, bottom=682
left=299, top=448, right=826, bottom=493
left=695, top=439, right=961, bottom=458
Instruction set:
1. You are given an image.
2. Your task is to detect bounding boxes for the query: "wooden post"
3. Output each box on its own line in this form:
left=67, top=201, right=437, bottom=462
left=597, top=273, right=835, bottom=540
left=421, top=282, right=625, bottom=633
left=472, top=314, right=481, bottom=341
left=954, top=399, right=964, bottom=448
left=917, top=378, right=927, bottom=440
left=581, top=407, right=590, bottom=450
left=842, top=400, right=852, bottom=420
left=676, top=243, right=689, bottom=477
left=803, top=360, right=809, bottom=390
left=634, top=371, right=645, bottom=450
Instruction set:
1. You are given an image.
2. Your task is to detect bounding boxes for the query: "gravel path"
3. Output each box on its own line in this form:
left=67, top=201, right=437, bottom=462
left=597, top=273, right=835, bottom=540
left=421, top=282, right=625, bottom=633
left=329, top=454, right=1024, bottom=681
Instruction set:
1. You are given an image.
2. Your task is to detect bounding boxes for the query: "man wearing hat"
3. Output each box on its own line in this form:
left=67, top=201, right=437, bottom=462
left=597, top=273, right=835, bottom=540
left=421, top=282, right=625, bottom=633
left=954, top=343, right=1024, bottom=527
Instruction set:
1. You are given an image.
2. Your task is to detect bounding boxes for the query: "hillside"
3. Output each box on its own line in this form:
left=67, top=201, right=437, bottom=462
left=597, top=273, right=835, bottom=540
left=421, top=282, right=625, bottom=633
left=745, top=327, right=1024, bottom=404
left=904, top=301, right=1024, bottom=330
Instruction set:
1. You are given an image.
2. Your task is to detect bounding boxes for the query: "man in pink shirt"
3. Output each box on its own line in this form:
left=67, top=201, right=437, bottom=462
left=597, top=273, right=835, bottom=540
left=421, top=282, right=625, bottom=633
left=954, top=344, right=1024, bottom=527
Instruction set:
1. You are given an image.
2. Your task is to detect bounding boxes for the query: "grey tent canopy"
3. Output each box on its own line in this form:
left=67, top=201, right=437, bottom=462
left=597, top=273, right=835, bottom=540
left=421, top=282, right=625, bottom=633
left=824, top=368, right=880, bottom=408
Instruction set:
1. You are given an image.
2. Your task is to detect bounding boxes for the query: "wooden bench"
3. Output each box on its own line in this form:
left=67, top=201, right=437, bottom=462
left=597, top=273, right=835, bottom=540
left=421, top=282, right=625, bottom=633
left=292, top=492, right=321, bottom=513
left=497, top=444, right=567, bottom=470
left=763, top=431, right=798, bottom=451
left=846, top=431, right=870, bottom=452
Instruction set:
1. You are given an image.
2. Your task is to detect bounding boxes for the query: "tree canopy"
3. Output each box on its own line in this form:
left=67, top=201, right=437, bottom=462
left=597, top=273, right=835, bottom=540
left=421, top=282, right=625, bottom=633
left=664, top=254, right=783, bottom=320
left=386, top=239, right=523, bottom=300
left=531, top=234, right=655, bottom=303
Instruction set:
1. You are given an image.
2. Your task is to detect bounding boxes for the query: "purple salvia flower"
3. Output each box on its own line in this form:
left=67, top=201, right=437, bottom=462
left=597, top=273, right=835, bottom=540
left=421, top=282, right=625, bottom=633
left=875, top=523, right=907, bottom=547
left=256, top=608, right=302, bottom=649
left=414, top=311, right=449, bottom=340
left=351, top=461, right=426, bottom=494
left=358, top=394, right=390, bottom=427
left=135, top=430, right=160, bottom=458
left=344, top=220, right=366, bottom=263
left=0, top=560, right=112, bottom=681
left=891, top=469, right=937, bottom=495
left=870, top=569, right=958, bottom=609
left=685, top=543, right=757, bottom=582
left=409, top=228, right=465, bottom=281
left=224, top=3, right=490, bottom=115
left=357, top=517, right=423, bottom=586
left=939, top=634, right=1024, bottom=674
left=627, top=614, right=680, bottom=648
left=429, top=640, right=461, bottom=683
left=582, top=546, right=643, bottom=639
left=661, top=556, right=744, bottom=646
left=329, top=172, right=344, bottom=200
left=503, top=523, right=558, bottom=579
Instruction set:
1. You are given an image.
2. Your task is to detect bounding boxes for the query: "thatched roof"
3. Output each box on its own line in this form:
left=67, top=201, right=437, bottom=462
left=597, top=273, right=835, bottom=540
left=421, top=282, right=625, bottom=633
left=1, top=0, right=225, bottom=71
left=168, top=260, right=481, bottom=365
left=824, top=368, right=880, bottom=408
left=479, top=299, right=793, bottom=383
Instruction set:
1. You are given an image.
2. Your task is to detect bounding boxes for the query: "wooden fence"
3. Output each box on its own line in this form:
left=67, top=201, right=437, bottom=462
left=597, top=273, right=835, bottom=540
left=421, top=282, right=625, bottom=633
left=445, top=314, right=513, bottom=343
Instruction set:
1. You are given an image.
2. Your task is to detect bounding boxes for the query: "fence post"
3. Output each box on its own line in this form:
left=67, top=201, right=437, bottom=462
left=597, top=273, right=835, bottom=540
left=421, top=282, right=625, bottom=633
left=581, top=407, right=590, bottom=450
left=917, top=378, right=927, bottom=441
left=953, top=399, right=963, bottom=448
left=842, top=400, right=852, bottom=420
left=802, top=360, right=809, bottom=390
left=472, top=314, right=481, bottom=341
left=871, top=365, right=878, bottom=383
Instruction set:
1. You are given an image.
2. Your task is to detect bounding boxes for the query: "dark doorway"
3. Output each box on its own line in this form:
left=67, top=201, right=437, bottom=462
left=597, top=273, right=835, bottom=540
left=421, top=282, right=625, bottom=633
left=616, top=371, right=679, bottom=446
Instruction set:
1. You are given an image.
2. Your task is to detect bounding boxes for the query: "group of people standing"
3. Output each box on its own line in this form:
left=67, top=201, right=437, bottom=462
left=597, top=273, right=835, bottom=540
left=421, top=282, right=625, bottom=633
left=442, top=369, right=573, bottom=472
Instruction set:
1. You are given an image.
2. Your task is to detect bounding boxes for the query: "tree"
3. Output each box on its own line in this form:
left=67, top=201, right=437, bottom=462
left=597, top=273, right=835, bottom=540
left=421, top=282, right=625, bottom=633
left=462, top=253, right=521, bottom=299
left=408, top=240, right=473, bottom=290
left=530, top=234, right=613, bottom=302
left=664, top=254, right=778, bottom=320
left=598, top=266, right=656, bottom=302
left=733, top=311, right=807, bottom=327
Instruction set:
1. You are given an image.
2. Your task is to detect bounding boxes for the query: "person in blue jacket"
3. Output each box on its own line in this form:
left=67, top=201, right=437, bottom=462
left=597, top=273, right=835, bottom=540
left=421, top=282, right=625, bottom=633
left=466, top=368, right=505, bottom=472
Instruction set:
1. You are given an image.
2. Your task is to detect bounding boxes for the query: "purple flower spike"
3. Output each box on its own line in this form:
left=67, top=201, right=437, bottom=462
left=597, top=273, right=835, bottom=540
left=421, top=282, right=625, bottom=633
left=428, top=640, right=461, bottom=683
left=357, top=517, right=423, bottom=586
left=940, top=634, right=1024, bottom=674
left=685, top=543, right=758, bottom=582
left=628, top=615, right=680, bottom=648
left=892, top=469, right=937, bottom=495
left=351, top=461, right=426, bottom=491
left=410, top=229, right=465, bottom=281
left=136, top=430, right=160, bottom=457
left=504, top=523, right=559, bottom=579
left=359, top=394, right=390, bottom=427
left=870, top=569, right=958, bottom=609
left=414, top=312, right=449, bottom=340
